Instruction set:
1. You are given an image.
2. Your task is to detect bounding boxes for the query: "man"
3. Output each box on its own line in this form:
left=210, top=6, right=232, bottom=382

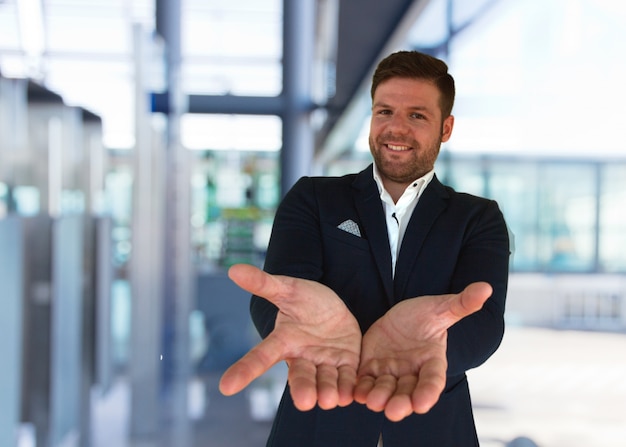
left=220, top=50, right=510, bottom=446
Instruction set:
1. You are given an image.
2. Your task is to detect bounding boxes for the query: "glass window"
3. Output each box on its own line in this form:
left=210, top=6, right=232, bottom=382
left=535, top=163, right=597, bottom=272
left=488, top=160, right=539, bottom=271
left=181, top=114, right=282, bottom=152
left=182, top=0, right=282, bottom=97
left=438, top=158, right=607, bottom=273
left=440, top=156, right=486, bottom=197
left=599, top=163, right=626, bottom=272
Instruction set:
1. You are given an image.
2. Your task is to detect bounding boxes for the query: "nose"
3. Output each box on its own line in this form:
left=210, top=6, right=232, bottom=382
left=385, top=114, right=411, bottom=135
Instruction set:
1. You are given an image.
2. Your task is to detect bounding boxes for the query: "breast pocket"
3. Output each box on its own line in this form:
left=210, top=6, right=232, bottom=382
left=323, top=222, right=370, bottom=251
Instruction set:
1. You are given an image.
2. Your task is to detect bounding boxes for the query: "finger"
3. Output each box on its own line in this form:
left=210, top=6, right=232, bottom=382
left=384, top=375, right=418, bottom=422
left=365, top=374, right=397, bottom=412
left=354, top=375, right=376, bottom=404
left=218, top=333, right=285, bottom=396
left=411, top=358, right=447, bottom=414
left=450, top=282, right=493, bottom=319
left=288, top=358, right=318, bottom=411
left=337, top=365, right=357, bottom=407
left=316, top=364, right=339, bottom=410
left=228, top=264, right=281, bottom=302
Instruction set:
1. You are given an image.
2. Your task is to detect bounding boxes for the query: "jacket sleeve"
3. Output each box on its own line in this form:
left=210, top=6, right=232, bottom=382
left=445, top=198, right=510, bottom=377
left=250, top=177, right=323, bottom=338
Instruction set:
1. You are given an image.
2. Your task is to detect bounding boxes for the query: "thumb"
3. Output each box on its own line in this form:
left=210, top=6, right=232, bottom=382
left=228, top=263, right=268, bottom=293
left=451, top=282, right=492, bottom=319
left=219, top=332, right=286, bottom=396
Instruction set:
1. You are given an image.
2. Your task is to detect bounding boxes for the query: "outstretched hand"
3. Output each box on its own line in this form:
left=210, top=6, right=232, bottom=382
left=219, top=264, right=492, bottom=421
left=219, top=264, right=362, bottom=411
left=354, top=282, right=493, bottom=421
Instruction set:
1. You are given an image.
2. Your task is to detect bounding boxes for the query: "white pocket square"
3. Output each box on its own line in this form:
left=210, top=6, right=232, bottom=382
left=337, top=219, right=361, bottom=237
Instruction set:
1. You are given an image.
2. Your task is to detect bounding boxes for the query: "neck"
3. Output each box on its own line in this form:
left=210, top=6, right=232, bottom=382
left=383, top=180, right=410, bottom=204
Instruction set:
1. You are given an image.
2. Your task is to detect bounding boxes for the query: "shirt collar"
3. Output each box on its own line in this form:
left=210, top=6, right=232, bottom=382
left=373, top=163, right=435, bottom=208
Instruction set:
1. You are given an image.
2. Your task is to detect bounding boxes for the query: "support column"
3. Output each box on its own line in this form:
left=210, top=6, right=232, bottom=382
left=129, top=24, right=163, bottom=439
left=280, top=0, right=317, bottom=196
left=156, top=0, right=194, bottom=445
left=0, top=217, right=24, bottom=447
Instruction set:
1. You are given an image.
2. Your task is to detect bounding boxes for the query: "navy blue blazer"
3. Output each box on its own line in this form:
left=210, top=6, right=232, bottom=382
left=251, top=164, right=510, bottom=447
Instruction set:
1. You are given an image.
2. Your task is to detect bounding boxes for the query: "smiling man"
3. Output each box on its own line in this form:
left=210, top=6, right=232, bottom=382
left=369, top=76, right=453, bottom=200
left=220, top=50, right=511, bottom=447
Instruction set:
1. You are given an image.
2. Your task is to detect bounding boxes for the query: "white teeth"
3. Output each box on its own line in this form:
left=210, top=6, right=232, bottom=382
left=387, top=144, right=409, bottom=151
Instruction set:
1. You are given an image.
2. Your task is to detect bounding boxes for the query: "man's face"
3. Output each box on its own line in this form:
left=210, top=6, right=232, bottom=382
left=369, top=77, right=454, bottom=189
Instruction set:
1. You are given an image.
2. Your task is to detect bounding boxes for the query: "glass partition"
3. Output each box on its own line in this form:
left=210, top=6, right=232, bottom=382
left=599, top=164, right=626, bottom=272
left=436, top=156, right=625, bottom=273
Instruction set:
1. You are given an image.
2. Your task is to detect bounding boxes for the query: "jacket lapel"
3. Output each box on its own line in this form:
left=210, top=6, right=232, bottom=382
left=393, top=176, right=449, bottom=299
left=352, top=165, right=394, bottom=302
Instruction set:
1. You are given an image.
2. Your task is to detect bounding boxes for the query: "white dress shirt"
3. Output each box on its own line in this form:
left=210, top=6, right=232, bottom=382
left=373, top=164, right=435, bottom=275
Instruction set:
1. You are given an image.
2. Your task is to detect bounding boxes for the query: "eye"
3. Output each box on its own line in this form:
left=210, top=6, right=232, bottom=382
left=410, top=112, right=426, bottom=120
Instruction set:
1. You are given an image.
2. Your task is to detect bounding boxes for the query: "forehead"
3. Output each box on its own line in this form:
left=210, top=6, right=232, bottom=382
left=373, top=77, right=441, bottom=110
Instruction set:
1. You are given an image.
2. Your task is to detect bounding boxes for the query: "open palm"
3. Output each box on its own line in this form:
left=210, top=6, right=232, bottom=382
left=354, top=283, right=492, bottom=421
left=219, top=264, right=362, bottom=411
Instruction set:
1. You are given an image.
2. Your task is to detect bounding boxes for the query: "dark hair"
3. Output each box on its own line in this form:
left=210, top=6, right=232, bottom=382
left=371, top=50, right=455, bottom=118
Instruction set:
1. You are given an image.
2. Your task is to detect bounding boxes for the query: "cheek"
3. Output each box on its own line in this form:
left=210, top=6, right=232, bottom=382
left=369, top=120, right=381, bottom=136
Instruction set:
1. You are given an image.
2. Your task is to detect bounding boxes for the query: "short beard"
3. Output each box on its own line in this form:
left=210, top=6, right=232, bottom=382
left=369, top=136, right=441, bottom=183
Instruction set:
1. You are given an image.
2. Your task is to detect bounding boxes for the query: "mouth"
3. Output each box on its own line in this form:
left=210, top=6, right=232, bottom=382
left=385, top=143, right=412, bottom=152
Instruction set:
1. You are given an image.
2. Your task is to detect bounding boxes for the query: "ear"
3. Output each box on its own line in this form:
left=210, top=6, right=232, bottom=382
left=441, top=115, right=454, bottom=142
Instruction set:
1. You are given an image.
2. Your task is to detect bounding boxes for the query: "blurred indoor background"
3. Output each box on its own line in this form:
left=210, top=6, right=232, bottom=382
left=1, top=0, right=625, bottom=446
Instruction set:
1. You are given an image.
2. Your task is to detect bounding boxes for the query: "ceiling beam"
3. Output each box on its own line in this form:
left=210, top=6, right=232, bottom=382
left=315, top=0, right=433, bottom=165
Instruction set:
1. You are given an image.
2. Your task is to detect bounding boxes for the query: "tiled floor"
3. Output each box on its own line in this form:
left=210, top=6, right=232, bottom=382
left=91, top=327, right=626, bottom=447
